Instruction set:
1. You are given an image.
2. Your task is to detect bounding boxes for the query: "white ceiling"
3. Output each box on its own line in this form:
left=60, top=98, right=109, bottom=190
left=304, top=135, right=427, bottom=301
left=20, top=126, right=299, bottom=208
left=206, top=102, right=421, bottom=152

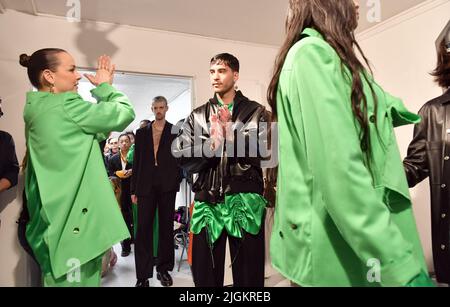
left=0, top=0, right=429, bottom=46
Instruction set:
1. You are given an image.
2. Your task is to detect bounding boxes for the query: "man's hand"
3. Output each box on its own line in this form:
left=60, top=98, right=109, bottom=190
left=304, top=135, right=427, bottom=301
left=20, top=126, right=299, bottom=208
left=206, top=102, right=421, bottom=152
left=218, top=107, right=231, bottom=123
left=210, top=114, right=224, bottom=151
left=123, top=169, right=133, bottom=178
left=0, top=178, right=12, bottom=193
left=131, top=194, right=138, bottom=204
left=218, top=107, right=233, bottom=142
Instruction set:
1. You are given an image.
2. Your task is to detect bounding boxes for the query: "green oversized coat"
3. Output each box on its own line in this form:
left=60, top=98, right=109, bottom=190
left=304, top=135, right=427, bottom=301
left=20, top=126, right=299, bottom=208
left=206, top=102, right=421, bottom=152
left=270, top=28, right=428, bottom=287
left=24, top=83, right=135, bottom=279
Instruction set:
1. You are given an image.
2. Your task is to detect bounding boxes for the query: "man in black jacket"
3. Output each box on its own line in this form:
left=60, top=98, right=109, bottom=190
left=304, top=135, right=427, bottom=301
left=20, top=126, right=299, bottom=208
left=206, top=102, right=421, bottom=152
left=108, top=133, right=134, bottom=257
left=175, top=53, right=270, bottom=287
left=403, top=30, right=450, bottom=285
left=131, top=96, right=181, bottom=287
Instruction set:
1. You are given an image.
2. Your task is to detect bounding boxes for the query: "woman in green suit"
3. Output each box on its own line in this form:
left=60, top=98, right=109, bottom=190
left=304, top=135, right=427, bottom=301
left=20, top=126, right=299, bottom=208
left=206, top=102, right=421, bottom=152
left=268, top=0, right=434, bottom=287
left=20, top=49, right=135, bottom=286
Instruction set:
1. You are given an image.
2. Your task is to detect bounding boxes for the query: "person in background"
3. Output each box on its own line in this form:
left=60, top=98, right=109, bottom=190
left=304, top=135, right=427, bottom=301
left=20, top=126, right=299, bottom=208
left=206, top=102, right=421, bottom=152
left=108, top=133, right=134, bottom=257
left=0, top=97, right=20, bottom=229
left=105, top=137, right=119, bottom=165
left=0, top=97, right=19, bottom=194
left=139, top=119, right=150, bottom=129
left=103, top=141, right=110, bottom=155
left=132, top=97, right=182, bottom=287
left=403, top=28, right=450, bottom=285
left=20, top=49, right=135, bottom=287
left=127, top=121, right=159, bottom=263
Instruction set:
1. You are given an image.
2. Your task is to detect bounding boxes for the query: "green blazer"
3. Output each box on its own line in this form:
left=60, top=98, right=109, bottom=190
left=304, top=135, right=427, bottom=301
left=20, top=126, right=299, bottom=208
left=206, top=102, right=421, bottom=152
left=24, top=83, right=135, bottom=279
left=270, top=28, right=428, bottom=287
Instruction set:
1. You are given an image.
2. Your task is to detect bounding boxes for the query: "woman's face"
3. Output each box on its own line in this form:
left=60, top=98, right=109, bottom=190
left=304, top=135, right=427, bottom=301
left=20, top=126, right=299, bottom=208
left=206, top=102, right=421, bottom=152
left=119, top=136, right=131, bottom=152
left=43, top=52, right=82, bottom=93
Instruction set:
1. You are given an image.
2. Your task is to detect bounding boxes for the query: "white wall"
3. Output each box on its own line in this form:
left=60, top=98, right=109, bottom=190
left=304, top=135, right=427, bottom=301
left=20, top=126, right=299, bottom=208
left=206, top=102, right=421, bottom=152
left=357, top=0, right=450, bottom=272
left=0, top=10, right=278, bottom=286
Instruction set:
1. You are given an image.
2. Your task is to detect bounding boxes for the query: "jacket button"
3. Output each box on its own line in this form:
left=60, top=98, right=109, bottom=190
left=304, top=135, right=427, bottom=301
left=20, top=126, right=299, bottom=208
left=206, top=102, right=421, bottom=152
left=442, top=213, right=447, bottom=219
left=82, top=208, right=88, bottom=214
left=291, top=224, right=298, bottom=230
left=441, top=245, right=446, bottom=250
left=445, top=156, right=450, bottom=161
left=279, top=231, right=284, bottom=239
left=369, top=115, right=376, bottom=123
left=73, top=228, right=80, bottom=234
left=441, top=184, right=447, bottom=188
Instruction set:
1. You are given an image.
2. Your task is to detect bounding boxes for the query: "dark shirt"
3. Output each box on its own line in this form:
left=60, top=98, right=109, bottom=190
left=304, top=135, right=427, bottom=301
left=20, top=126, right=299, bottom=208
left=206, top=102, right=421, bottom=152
left=0, top=131, right=19, bottom=189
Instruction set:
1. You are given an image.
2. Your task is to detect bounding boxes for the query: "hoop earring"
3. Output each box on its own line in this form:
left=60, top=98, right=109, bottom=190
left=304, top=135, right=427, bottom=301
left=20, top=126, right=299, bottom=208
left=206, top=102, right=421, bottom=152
left=49, top=84, right=55, bottom=94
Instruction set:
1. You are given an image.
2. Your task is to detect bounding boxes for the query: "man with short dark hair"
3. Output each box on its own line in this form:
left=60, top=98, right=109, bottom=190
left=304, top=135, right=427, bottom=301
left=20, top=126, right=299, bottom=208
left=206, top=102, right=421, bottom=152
left=131, top=96, right=181, bottom=287
left=175, top=53, right=270, bottom=287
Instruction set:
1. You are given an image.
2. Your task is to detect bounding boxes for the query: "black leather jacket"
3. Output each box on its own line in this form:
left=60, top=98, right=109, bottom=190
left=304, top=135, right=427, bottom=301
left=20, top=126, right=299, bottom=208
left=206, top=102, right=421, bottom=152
left=403, top=89, right=450, bottom=283
left=175, top=91, right=270, bottom=204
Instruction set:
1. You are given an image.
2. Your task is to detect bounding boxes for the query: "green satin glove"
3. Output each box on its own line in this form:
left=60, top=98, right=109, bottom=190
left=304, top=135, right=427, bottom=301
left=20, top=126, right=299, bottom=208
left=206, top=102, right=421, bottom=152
left=406, top=270, right=435, bottom=287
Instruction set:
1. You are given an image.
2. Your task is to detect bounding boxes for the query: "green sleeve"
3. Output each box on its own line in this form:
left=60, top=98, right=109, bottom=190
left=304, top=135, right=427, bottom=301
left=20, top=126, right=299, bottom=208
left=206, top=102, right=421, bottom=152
left=63, top=82, right=135, bottom=135
left=293, top=40, right=422, bottom=286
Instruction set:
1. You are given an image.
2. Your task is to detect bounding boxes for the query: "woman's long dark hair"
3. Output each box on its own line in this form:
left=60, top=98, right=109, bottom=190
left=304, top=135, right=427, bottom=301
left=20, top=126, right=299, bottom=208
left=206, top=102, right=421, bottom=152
left=268, top=0, right=377, bottom=159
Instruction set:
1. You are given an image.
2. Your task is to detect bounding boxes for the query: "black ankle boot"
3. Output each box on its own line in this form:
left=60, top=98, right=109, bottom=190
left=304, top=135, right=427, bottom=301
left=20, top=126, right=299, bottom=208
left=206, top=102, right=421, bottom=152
left=157, top=272, right=173, bottom=287
left=135, top=279, right=149, bottom=287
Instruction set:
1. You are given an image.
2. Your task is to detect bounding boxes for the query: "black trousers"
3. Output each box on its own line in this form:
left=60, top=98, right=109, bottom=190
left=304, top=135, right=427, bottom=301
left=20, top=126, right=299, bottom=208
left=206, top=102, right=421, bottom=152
left=192, top=218, right=265, bottom=287
left=134, top=187, right=177, bottom=280
left=120, top=182, right=133, bottom=251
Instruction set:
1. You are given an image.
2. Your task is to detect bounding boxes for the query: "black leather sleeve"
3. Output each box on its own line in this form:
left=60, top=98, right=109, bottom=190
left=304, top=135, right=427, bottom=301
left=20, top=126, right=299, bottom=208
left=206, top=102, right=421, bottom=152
left=174, top=111, right=219, bottom=174
left=403, top=106, right=430, bottom=187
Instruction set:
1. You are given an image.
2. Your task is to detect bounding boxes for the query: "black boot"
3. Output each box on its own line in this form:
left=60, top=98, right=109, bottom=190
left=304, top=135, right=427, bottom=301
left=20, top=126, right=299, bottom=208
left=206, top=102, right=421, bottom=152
left=121, top=240, right=131, bottom=257
left=135, top=279, right=149, bottom=287
left=157, top=271, right=173, bottom=287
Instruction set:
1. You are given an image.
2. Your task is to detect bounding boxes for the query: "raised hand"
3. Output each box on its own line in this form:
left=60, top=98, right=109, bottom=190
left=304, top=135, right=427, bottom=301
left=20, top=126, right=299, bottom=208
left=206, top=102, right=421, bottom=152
left=84, top=55, right=116, bottom=86
left=218, top=107, right=231, bottom=124
left=210, top=114, right=224, bottom=151
left=218, top=107, right=233, bottom=142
